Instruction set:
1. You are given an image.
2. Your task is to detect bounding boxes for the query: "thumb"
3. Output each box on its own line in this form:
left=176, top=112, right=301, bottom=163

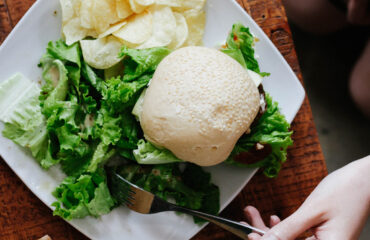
left=260, top=206, right=324, bottom=240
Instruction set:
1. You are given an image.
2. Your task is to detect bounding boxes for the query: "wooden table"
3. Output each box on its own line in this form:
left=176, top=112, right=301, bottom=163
left=0, top=0, right=327, bottom=239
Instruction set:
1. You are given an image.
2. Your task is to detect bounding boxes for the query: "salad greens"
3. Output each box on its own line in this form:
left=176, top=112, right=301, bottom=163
left=226, top=94, right=293, bottom=177
left=109, top=163, right=219, bottom=223
left=222, top=23, right=270, bottom=77
left=0, top=74, right=50, bottom=166
left=133, top=139, right=183, bottom=164
left=52, top=168, right=115, bottom=220
left=0, top=23, right=292, bottom=221
left=221, top=23, right=293, bottom=177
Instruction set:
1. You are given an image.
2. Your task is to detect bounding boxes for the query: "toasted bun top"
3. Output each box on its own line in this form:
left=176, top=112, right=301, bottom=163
left=140, top=46, right=260, bottom=166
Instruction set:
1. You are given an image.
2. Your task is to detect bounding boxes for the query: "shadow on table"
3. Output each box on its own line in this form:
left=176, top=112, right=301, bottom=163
left=290, top=23, right=370, bottom=240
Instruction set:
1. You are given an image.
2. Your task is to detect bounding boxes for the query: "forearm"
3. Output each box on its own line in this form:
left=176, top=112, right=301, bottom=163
left=351, top=155, right=370, bottom=201
left=346, top=155, right=370, bottom=240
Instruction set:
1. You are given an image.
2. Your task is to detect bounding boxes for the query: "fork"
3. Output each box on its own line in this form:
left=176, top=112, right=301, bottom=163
left=108, top=171, right=266, bottom=240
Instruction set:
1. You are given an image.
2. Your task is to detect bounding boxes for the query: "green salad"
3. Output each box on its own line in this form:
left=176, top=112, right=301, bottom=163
left=0, top=23, right=292, bottom=222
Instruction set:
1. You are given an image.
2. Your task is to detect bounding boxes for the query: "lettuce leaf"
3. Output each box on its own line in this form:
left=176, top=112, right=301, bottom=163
left=102, top=75, right=150, bottom=113
left=87, top=142, right=116, bottom=173
left=81, top=61, right=105, bottom=94
left=42, top=60, right=70, bottom=116
left=52, top=169, right=115, bottom=220
left=119, top=46, right=171, bottom=81
left=94, top=107, right=123, bottom=146
left=0, top=74, right=44, bottom=130
left=39, top=40, right=81, bottom=89
left=133, top=139, right=182, bottom=164
left=222, top=23, right=269, bottom=77
left=0, top=74, right=53, bottom=167
left=226, top=94, right=293, bottom=177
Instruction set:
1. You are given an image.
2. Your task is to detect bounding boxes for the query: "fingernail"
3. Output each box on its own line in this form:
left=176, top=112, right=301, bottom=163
left=244, top=205, right=252, bottom=211
left=270, top=215, right=279, bottom=220
left=244, top=207, right=251, bottom=218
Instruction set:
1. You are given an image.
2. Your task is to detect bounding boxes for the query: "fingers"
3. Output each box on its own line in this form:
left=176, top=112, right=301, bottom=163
left=248, top=216, right=280, bottom=240
left=260, top=207, right=323, bottom=240
left=243, top=203, right=323, bottom=240
left=244, top=206, right=269, bottom=231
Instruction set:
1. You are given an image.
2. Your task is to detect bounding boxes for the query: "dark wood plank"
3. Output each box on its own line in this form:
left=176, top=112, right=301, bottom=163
left=0, top=0, right=12, bottom=43
left=5, top=0, right=35, bottom=26
left=0, top=156, right=87, bottom=239
left=0, top=0, right=327, bottom=239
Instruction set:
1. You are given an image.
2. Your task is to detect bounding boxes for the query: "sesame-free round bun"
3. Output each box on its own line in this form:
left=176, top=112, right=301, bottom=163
left=141, top=46, right=260, bottom=166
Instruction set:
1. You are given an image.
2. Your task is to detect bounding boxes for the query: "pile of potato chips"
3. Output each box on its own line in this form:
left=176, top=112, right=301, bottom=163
left=60, top=0, right=207, bottom=69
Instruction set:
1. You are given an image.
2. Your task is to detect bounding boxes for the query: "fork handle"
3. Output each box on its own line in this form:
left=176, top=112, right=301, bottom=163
left=167, top=203, right=265, bottom=239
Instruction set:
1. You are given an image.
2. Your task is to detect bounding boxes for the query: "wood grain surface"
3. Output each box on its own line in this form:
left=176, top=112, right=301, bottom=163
left=0, top=0, right=327, bottom=239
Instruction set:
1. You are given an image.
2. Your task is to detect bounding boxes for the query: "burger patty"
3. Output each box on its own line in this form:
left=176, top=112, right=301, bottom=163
left=233, top=143, right=272, bottom=165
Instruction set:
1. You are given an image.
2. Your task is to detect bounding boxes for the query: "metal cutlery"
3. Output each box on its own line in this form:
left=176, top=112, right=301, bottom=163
left=108, top=170, right=265, bottom=239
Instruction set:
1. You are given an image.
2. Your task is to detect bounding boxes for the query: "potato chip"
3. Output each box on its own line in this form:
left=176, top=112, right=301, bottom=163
left=155, top=0, right=181, bottom=7
left=168, top=12, right=188, bottom=49
left=86, top=29, right=99, bottom=39
left=92, top=0, right=120, bottom=34
left=173, top=0, right=206, bottom=12
left=80, top=36, right=123, bottom=69
left=63, top=17, right=88, bottom=45
left=60, top=0, right=80, bottom=22
left=80, top=0, right=93, bottom=29
left=137, top=5, right=176, bottom=49
left=116, top=0, right=134, bottom=19
left=129, top=0, right=154, bottom=13
left=136, top=0, right=155, bottom=5
left=61, top=0, right=207, bottom=49
left=98, top=21, right=127, bottom=39
left=116, top=39, right=140, bottom=49
left=182, top=9, right=206, bottom=46
left=113, top=11, right=152, bottom=44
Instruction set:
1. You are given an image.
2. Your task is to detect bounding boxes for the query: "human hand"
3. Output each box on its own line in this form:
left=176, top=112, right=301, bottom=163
left=347, top=0, right=370, bottom=25
left=244, top=155, right=370, bottom=240
left=242, top=206, right=281, bottom=240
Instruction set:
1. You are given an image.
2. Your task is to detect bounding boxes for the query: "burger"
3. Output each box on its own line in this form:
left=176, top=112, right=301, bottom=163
left=140, top=46, right=261, bottom=166
left=132, top=28, right=292, bottom=176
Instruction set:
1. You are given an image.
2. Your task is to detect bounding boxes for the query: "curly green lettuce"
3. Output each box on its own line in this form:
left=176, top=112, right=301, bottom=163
left=220, top=23, right=293, bottom=177
left=222, top=23, right=269, bottom=77
left=133, top=139, right=183, bottom=164
left=226, top=94, right=293, bottom=177
left=52, top=169, right=115, bottom=220
left=119, top=46, right=172, bottom=81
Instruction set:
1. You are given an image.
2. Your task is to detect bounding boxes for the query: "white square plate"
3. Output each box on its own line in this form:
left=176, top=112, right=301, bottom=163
left=0, top=0, right=305, bottom=239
